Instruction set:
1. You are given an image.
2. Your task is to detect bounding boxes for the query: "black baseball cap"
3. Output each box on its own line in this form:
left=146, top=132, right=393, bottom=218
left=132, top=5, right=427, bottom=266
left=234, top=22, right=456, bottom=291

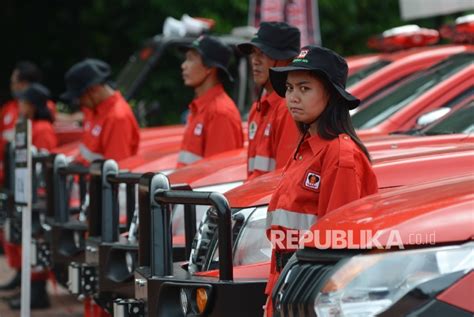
left=181, top=35, right=234, bottom=82
left=61, top=58, right=111, bottom=101
left=17, top=83, right=50, bottom=110
left=270, top=45, right=360, bottom=109
left=237, top=22, right=301, bottom=60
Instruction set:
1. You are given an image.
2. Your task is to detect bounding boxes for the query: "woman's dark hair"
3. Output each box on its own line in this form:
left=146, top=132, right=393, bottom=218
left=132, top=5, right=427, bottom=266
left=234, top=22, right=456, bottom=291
left=294, top=72, right=371, bottom=161
left=33, top=103, right=53, bottom=123
left=15, top=61, right=43, bottom=83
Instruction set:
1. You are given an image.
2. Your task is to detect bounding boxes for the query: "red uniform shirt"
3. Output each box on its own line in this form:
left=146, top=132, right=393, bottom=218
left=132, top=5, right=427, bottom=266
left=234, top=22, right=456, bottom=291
left=264, top=133, right=378, bottom=316
left=32, top=120, right=57, bottom=151
left=0, top=99, right=56, bottom=183
left=76, top=92, right=140, bottom=165
left=247, top=91, right=299, bottom=180
left=177, top=84, right=243, bottom=167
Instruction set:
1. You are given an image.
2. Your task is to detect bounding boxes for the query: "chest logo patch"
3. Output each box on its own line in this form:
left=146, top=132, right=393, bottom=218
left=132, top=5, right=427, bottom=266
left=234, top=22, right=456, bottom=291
left=91, top=125, right=102, bottom=137
left=264, top=123, right=271, bottom=137
left=304, top=172, right=321, bottom=190
left=194, top=123, right=203, bottom=136
left=249, top=121, right=257, bottom=140
left=4, top=113, right=12, bottom=125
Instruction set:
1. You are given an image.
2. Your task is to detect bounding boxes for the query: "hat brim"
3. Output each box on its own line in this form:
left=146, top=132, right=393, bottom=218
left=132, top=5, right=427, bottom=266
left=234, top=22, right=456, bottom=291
left=60, top=75, right=108, bottom=102
left=237, top=42, right=298, bottom=60
left=179, top=45, right=234, bottom=82
left=269, top=66, right=360, bottom=109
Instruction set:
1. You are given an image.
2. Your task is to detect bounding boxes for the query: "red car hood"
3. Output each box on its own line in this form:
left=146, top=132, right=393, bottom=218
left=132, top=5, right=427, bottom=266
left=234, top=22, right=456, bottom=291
left=168, top=149, right=247, bottom=187
left=224, top=145, right=474, bottom=208
left=306, top=174, right=474, bottom=249
left=132, top=152, right=178, bottom=173
left=225, top=170, right=282, bottom=208
left=165, top=135, right=474, bottom=195
left=138, top=125, right=185, bottom=139
left=118, top=135, right=182, bottom=170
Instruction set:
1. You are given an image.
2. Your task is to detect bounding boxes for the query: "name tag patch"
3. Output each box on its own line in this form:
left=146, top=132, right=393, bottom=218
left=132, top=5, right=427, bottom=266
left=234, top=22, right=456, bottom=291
left=194, top=123, right=203, bottom=136
left=91, top=125, right=102, bottom=136
left=264, top=123, right=271, bottom=137
left=304, top=171, right=321, bottom=190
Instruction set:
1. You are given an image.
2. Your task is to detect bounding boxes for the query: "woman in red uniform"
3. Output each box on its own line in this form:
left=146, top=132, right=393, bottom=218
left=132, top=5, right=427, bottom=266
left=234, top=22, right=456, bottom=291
left=4, top=83, right=56, bottom=310
left=263, top=46, right=379, bottom=316
left=18, top=83, right=57, bottom=151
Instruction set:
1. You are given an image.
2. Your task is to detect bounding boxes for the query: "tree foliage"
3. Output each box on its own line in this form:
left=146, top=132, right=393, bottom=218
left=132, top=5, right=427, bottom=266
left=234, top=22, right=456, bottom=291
left=0, top=0, right=469, bottom=125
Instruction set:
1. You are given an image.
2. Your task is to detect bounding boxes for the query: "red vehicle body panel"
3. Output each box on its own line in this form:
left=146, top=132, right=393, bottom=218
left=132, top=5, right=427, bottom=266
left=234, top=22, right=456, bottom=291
left=437, top=271, right=474, bottom=313
left=306, top=174, right=473, bottom=248
left=226, top=144, right=474, bottom=207
left=153, top=133, right=474, bottom=192
left=349, top=45, right=472, bottom=100
left=357, top=64, right=474, bottom=138
left=53, top=125, right=84, bottom=146
left=346, top=53, right=382, bottom=75
left=51, top=126, right=184, bottom=171
left=132, top=152, right=178, bottom=173
left=168, top=149, right=246, bottom=186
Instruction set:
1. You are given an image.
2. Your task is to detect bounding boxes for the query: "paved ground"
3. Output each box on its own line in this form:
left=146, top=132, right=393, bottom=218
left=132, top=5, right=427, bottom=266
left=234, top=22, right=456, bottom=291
left=0, top=255, right=83, bottom=317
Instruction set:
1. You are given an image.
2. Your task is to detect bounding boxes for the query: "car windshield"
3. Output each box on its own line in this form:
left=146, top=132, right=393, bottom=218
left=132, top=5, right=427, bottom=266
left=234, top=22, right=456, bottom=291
left=352, top=53, right=474, bottom=130
left=346, top=60, right=391, bottom=88
left=115, top=43, right=158, bottom=99
left=422, top=101, right=474, bottom=135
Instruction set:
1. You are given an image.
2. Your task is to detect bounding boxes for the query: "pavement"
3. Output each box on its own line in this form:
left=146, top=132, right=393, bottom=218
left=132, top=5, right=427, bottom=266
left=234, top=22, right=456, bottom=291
left=0, top=254, right=83, bottom=317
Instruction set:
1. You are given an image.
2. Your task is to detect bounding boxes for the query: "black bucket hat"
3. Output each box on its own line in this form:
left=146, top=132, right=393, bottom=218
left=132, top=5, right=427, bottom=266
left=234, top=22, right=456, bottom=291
left=270, top=46, right=360, bottom=109
left=181, top=35, right=234, bottom=82
left=237, top=22, right=301, bottom=60
left=17, top=83, right=50, bottom=110
left=61, top=58, right=111, bottom=101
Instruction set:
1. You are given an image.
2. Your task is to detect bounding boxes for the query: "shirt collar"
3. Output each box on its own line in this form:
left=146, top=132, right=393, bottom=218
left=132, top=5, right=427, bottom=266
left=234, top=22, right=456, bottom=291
left=258, top=90, right=283, bottom=114
left=94, top=91, right=122, bottom=115
left=189, top=84, right=225, bottom=113
left=305, top=133, right=331, bottom=155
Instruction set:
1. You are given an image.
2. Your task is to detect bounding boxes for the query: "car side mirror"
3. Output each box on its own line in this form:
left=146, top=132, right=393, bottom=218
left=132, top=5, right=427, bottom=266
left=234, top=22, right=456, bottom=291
left=416, top=107, right=451, bottom=127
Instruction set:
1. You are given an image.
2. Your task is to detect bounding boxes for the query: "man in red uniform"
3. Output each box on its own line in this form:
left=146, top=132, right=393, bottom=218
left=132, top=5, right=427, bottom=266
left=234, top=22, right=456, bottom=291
left=237, top=22, right=301, bottom=179
left=177, top=35, right=243, bottom=167
left=61, top=59, right=140, bottom=165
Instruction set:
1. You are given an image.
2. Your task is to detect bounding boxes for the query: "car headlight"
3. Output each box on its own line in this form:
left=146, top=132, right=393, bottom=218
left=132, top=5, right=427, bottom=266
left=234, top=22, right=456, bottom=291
left=180, top=288, right=190, bottom=315
left=314, top=242, right=474, bottom=317
left=232, top=205, right=272, bottom=266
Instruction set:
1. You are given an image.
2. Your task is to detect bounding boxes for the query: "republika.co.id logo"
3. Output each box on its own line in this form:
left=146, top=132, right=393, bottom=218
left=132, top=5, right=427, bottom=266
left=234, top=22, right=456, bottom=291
left=270, top=229, right=437, bottom=250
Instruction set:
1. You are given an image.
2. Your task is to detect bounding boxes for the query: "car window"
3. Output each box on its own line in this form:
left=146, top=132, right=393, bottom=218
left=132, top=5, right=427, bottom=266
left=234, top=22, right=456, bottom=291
left=352, top=53, right=474, bottom=130
left=422, top=101, right=474, bottom=135
left=346, top=60, right=391, bottom=88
